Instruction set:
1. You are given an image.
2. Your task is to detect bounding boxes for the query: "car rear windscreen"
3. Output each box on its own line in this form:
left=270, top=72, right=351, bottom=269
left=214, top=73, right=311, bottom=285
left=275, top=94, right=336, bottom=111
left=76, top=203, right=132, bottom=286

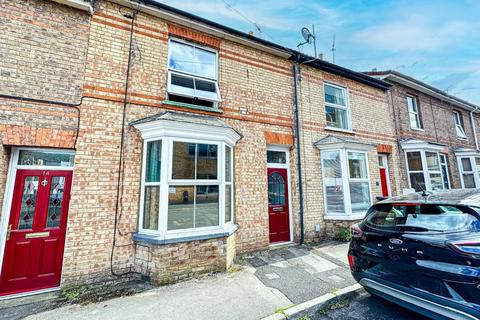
left=366, top=203, right=480, bottom=232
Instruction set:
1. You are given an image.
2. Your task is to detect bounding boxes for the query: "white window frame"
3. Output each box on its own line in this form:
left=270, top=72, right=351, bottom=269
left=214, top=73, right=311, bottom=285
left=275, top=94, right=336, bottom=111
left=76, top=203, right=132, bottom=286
left=324, top=82, right=352, bottom=131
left=321, top=149, right=372, bottom=220
left=453, top=110, right=467, bottom=139
left=224, top=145, right=234, bottom=224
left=407, top=95, right=422, bottom=130
left=439, top=154, right=451, bottom=189
left=138, top=137, right=235, bottom=238
left=405, top=150, right=447, bottom=191
left=457, top=156, right=480, bottom=189
left=133, top=115, right=241, bottom=241
left=167, top=38, right=221, bottom=104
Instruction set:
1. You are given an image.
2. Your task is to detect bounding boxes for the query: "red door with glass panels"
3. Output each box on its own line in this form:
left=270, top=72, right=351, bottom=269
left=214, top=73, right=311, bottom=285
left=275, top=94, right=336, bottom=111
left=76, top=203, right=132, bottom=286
left=0, top=170, right=72, bottom=296
left=268, top=168, right=290, bottom=243
left=378, top=155, right=390, bottom=197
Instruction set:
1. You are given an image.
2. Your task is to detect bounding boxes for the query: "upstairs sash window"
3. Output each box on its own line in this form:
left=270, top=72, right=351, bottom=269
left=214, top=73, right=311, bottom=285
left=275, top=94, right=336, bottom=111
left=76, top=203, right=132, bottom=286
left=167, top=39, right=221, bottom=106
left=454, top=111, right=467, bottom=139
left=407, top=95, right=421, bottom=129
left=324, top=84, right=350, bottom=130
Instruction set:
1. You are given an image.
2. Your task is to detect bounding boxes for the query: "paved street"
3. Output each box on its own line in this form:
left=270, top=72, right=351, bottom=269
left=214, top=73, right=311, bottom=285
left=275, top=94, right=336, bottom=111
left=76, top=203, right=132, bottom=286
left=292, top=292, right=429, bottom=320
left=20, top=243, right=355, bottom=320
left=7, top=242, right=430, bottom=320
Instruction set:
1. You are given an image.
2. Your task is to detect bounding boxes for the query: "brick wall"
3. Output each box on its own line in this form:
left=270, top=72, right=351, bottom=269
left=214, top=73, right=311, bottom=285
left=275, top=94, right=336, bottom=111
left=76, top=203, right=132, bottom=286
left=388, top=83, right=479, bottom=190
left=60, top=0, right=297, bottom=284
left=0, top=0, right=412, bottom=288
left=297, top=66, right=400, bottom=241
left=0, top=0, right=89, bottom=152
left=134, top=234, right=235, bottom=285
left=0, top=0, right=89, bottom=264
left=0, top=145, right=10, bottom=222
left=0, top=0, right=90, bottom=103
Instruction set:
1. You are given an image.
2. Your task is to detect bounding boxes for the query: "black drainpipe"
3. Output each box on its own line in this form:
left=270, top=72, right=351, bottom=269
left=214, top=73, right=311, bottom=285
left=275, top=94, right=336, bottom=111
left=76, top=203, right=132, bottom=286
left=293, top=63, right=305, bottom=244
left=110, top=9, right=138, bottom=277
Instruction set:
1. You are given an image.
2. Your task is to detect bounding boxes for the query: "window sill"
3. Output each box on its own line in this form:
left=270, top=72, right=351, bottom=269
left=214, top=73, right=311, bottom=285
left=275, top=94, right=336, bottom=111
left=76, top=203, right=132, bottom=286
left=411, top=127, right=425, bottom=132
left=324, top=126, right=355, bottom=135
left=133, top=224, right=238, bottom=245
left=457, top=137, right=468, bottom=141
left=323, top=213, right=366, bottom=221
left=162, top=100, right=223, bottom=114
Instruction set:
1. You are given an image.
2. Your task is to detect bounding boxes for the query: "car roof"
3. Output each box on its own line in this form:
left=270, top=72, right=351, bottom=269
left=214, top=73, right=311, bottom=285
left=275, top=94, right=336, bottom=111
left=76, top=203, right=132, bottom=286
left=378, top=189, right=480, bottom=207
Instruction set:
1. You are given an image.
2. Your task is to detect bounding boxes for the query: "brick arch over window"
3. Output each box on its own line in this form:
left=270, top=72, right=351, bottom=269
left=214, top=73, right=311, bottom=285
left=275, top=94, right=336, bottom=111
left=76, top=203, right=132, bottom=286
left=168, top=24, right=221, bottom=49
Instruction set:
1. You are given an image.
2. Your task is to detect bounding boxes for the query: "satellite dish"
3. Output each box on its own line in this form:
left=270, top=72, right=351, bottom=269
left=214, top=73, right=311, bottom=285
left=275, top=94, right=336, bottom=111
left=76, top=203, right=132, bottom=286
left=301, top=27, right=313, bottom=44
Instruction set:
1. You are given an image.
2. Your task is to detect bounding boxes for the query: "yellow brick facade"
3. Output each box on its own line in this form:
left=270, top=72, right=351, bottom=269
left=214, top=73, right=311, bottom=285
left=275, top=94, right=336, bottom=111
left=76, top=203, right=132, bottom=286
left=0, top=0, right=402, bottom=290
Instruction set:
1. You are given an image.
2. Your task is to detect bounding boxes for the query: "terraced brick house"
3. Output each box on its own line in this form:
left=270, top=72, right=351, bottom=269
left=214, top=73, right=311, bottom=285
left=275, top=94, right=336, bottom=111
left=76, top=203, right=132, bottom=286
left=0, top=0, right=396, bottom=297
left=367, top=71, right=480, bottom=193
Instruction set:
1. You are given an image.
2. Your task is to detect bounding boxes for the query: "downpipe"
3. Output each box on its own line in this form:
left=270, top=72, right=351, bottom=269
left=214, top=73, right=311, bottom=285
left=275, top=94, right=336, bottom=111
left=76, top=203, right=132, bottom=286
left=293, top=64, right=305, bottom=244
left=470, top=106, right=479, bottom=151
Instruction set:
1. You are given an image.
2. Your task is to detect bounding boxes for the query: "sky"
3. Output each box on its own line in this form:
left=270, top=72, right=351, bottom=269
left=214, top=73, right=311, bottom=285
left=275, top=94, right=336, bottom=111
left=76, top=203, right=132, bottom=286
left=157, top=0, right=480, bottom=104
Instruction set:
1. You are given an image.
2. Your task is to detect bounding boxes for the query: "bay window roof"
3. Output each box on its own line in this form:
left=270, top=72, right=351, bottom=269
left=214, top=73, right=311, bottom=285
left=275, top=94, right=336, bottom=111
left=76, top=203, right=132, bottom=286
left=400, top=138, right=446, bottom=152
left=130, top=111, right=242, bottom=144
left=314, top=135, right=375, bottom=151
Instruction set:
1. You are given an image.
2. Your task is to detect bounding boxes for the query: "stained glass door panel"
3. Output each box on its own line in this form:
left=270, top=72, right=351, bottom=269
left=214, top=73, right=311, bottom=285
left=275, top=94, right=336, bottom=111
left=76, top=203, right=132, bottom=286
left=46, top=176, right=65, bottom=228
left=18, top=176, right=39, bottom=230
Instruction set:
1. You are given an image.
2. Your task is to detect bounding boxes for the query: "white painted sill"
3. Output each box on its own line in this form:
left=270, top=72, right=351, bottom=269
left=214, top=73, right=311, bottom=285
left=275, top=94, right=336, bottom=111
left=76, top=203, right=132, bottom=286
left=411, top=127, right=425, bottom=132
left=324, top=127, right=355, bottom=135
left=133, top=224, right=238, bottom=245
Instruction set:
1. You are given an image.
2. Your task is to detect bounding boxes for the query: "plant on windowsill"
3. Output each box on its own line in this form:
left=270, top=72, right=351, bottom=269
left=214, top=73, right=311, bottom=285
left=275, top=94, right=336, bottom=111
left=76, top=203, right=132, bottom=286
left=335, top=226, right=352, bottom=242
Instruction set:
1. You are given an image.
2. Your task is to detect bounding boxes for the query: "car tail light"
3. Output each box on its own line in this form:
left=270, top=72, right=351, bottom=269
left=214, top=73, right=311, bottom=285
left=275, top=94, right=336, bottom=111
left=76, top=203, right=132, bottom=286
left=351, top=224, right=363, bottom=238
left=348, top=254, right=355, bottom=270
left=449, top=240, right=480, bottom=256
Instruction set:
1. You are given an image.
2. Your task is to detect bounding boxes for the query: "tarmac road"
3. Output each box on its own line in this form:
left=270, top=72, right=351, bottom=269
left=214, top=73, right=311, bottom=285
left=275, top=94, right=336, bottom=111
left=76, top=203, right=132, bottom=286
left=295, top=291, right=430, bottom=320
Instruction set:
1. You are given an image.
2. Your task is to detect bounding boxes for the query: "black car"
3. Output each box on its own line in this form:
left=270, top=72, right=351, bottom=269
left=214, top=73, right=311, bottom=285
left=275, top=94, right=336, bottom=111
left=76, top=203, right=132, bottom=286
left=349, top=189, right=480, bottom=320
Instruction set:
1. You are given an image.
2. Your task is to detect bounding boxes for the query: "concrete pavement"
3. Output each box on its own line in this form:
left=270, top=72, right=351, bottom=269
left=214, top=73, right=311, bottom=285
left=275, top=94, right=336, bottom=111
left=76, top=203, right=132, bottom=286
left=25, top=242, right=353, bottom=320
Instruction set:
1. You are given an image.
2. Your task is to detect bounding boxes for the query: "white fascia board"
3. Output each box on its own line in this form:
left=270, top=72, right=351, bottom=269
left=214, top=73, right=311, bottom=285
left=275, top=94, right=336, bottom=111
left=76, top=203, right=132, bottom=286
left=51, top=0, right=93, bottom=13
left=378, top=73, right=478, bottom=112
left=133, top=120, right=242, bottom=145
left=109, top=0, right=291, bottom=59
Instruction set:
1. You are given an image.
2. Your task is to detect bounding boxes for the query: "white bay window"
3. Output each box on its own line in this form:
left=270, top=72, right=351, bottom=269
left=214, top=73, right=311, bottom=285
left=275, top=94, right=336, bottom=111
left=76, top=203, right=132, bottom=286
left=132, top=112, right=240, bottom=241
left=401, top=140, right=451, bottom=192
left=457, top=155, right=480, bottom=188
left=405, top=150, right=448, bottom=192
left=320, top=148, right=372, bottom=219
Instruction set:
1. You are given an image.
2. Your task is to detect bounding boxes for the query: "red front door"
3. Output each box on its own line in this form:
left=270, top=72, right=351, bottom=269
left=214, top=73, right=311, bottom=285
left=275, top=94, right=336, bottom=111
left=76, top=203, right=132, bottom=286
left=379, top=168, right=389, bottom=197
left=0, top=169, right=72, bottom=296
left=267, top=168, right=290, bottom=243
left=378, top=155, right=390, bottom=197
